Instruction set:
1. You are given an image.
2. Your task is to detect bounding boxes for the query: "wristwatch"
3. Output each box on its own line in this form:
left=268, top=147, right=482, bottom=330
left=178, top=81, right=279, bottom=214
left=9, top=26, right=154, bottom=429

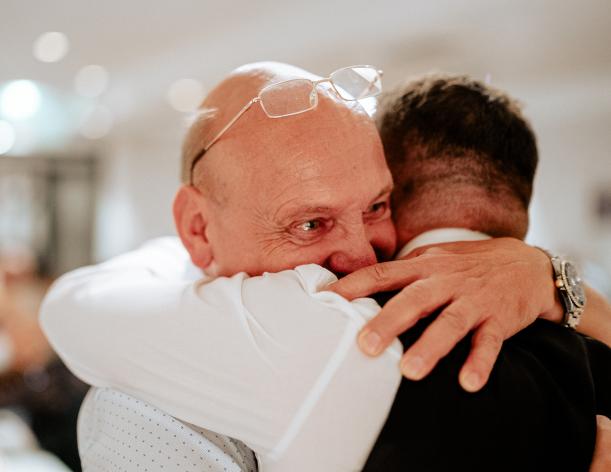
left=547, top=254, right=587, bottom=329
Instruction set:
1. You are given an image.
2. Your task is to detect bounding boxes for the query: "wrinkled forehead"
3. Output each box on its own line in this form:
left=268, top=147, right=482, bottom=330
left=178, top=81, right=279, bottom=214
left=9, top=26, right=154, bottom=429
left=187, top=63, right=380, bottom=190
left=221, top=95, right=388, bottom=203
left=195, top=65, right=368, bottom=154
left=222, top=87, right=375, bottom=175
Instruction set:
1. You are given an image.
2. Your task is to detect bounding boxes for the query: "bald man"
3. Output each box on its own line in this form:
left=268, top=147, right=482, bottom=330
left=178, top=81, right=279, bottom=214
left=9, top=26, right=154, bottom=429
left=175, top=63, right=395, bottom=276
left=44, top=63, right=403, bottom=472
left=42, top=64, right=609, bottom=471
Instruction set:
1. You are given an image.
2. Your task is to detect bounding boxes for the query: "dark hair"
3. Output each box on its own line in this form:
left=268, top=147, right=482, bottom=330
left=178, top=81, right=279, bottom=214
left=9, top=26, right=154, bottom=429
left=377, top=74, right=538, bottom=211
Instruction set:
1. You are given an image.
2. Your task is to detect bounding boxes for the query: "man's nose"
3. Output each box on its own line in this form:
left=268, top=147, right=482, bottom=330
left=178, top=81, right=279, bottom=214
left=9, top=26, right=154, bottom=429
left=327, top=227, right=377, bottom=276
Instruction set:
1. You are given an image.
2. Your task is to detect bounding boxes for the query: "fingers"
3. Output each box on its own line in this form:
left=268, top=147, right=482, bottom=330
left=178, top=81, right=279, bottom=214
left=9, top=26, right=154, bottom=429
left=402, top=238, right=520, bottom=260
left=596, top=415, right=611, bottom=428
left=327, top=241, right=485, bottom=300
left=400, top=299, right=476, bottom=381
left=399, top=243, right=451, bottom=260
left=458, top=320, right=504, bottom=392
left=591, top=415, right=611, bottom=472
left=326, top=260, right=422, bottom=300
left=358, top=279, right=452, bottom=356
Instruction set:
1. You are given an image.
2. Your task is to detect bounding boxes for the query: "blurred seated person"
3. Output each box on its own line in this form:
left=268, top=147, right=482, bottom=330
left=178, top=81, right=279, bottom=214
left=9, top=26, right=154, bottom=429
left=0, top=409, right=72, bottom=472
left=1, top=249, right=87, bottom=471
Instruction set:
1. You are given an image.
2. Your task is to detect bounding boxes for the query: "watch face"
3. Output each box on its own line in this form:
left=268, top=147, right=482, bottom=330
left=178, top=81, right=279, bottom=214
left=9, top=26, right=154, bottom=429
left=564, top=262, right=586, bottom=307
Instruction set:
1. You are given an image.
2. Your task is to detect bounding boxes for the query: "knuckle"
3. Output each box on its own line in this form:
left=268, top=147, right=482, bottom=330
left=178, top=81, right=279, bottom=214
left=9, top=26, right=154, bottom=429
left=467, top=357, right=494, bottom=376
left=476, top=330, right=503, bottom=350
left=404, top=280, right=430, bottom=305
left=378, top=307, right=413, bottom=335
left=366, top=312, right=388, bottom=332
left=416, top=252, right=445, bottom=266
left=421, top=245, right=448, bottom=256
left=440, top=308, right=470, bottom=335
left=370, top=262, right=389, bottom=283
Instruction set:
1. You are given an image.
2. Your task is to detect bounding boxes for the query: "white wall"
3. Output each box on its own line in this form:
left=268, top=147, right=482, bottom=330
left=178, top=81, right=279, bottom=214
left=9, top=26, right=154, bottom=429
left=4, top=0, right=607, bottom=286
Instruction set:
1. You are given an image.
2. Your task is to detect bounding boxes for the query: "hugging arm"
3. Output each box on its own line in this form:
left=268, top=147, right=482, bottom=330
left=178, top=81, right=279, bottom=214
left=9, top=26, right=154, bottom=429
left=592, top=416, right=611, bottom=472
left=329, top=237, right=611, bottom=392
left=39, top=238, right=402, bottom=472
left=578, top=286, right=611, bottom=346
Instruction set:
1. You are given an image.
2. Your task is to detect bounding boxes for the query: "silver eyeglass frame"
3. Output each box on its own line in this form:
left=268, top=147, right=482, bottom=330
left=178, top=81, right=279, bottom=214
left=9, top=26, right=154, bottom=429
left=189, top=65, right=383, bottom=183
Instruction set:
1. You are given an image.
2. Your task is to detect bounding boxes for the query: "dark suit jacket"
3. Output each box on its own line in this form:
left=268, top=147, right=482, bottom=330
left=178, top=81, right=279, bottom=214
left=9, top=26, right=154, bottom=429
left=363, top=303, right=611, bottom=472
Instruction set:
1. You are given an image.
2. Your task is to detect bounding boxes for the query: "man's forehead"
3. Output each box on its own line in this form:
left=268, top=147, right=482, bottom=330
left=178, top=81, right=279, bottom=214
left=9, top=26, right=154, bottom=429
left=271, top=177, right=394, bottom=222
left=204, top=101, right=371, bottom=194
left=193, top=63, right=385, bottom=204
left=199, top=64, right=359, bottom=154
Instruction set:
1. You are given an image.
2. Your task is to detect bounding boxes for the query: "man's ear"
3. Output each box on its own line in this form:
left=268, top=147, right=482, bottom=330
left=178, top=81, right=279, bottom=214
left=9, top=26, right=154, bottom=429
left=173, top=185, right=214, bottom=269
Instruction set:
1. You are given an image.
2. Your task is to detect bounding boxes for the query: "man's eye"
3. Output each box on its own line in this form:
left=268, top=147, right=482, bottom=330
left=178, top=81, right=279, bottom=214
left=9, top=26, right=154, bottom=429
left=297, top=220, right=322, bottom=232
left=366, top=201, right=389, bottom=218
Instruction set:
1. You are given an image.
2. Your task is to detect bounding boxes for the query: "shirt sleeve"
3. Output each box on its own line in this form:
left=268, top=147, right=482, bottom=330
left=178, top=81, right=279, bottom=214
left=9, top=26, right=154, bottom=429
left=39, top=238, right=402, bottom=472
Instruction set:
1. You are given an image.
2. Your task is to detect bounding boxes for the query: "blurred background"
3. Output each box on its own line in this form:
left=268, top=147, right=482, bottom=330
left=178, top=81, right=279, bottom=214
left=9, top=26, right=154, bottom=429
left=0, top=0, right=610, bottom=469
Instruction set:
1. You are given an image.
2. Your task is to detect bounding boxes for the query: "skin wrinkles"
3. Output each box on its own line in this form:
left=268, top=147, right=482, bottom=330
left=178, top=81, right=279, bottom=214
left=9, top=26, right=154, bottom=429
left=261, top=117, right=373, bottom=184
left=218, top=118, right=346, bottom=203
left=174, top=62, right=396, bottom=277
left=259, top=127, right=392, bottom=245
left=246, top=198, right=329, bottom=256
left=268, top=171, right=392, bottom=234
left=259, top=191, right=375, bottom=258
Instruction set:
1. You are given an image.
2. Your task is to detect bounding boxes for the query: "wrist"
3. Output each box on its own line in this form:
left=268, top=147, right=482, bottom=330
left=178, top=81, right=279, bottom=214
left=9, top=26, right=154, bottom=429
left=534, top=247, right=565, bottom=324
left=535, top=247, right=587, bottom=328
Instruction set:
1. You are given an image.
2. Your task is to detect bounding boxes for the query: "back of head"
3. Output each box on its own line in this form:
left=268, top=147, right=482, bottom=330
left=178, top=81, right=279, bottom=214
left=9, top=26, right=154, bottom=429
left=377, top=74, right=538, bottom=244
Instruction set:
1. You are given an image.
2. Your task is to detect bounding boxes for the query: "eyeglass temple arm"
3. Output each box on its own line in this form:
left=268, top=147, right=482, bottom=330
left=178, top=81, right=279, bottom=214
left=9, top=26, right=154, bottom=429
left=189, top=97, right=260, bottom=184
left=203, top=97, right=260, bottom=152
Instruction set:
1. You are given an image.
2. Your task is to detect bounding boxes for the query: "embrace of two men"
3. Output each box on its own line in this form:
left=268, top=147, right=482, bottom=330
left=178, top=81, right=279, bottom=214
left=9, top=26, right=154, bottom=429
left=41, top=62, right=611, bottom=471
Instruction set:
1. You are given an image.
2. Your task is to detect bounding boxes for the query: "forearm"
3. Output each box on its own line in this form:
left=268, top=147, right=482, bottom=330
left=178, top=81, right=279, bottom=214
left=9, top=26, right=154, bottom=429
left=40, top=248, right=402, bottom=469
left=578, top=286, right=611, bottom=347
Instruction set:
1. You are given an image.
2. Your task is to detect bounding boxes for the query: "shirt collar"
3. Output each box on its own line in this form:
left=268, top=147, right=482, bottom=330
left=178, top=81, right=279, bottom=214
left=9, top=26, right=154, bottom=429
left=396, top=227, right=491, bottom=259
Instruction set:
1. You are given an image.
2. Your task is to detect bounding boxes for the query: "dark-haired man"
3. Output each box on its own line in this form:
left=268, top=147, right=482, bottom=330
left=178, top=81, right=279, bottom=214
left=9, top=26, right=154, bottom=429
left=331, top=74, right=611, bottom=471
left=333, top=74, right=611, bottom=386
left=381, top=75, right=536, bottom=243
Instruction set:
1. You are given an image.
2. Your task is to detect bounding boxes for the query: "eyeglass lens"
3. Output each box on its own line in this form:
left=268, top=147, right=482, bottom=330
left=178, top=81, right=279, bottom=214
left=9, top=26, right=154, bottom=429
left=259, top=79, right=318, bottom=117
left=330, top=67, right=381, bottom=101
left=259, top=67, right=381, bottom=118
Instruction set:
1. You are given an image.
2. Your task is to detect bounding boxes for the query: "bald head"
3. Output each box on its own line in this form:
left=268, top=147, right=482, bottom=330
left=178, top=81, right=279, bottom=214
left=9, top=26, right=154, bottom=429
left=173, top=62, right=396, bottom=276
left=181, top=62, right=365, bottom=191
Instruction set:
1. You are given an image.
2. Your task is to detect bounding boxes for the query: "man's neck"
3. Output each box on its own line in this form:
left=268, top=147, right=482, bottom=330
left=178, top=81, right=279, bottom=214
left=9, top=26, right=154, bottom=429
left=397, top=228, right=490, bottom=259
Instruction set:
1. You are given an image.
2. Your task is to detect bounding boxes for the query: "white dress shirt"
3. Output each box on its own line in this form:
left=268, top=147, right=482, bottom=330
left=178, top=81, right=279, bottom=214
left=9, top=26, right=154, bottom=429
left=40, top=238, right=403, bottom=472
left=41, top=228, right=490, bottom=471
left=396, top=228, right=490, bottom=259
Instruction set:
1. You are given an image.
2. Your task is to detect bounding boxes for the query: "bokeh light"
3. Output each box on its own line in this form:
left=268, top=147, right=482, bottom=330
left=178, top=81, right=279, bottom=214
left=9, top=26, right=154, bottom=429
left=0, top=120, right=17, bottom=154
left=79, top=104, right=114, bottom=139
left=32, top=31, right=69, bottom=63
left=167, top=78, right=204, bottom=112
left=75, top=65, right=109, bottom=98
left=0, top=80, right=42, bottom=121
